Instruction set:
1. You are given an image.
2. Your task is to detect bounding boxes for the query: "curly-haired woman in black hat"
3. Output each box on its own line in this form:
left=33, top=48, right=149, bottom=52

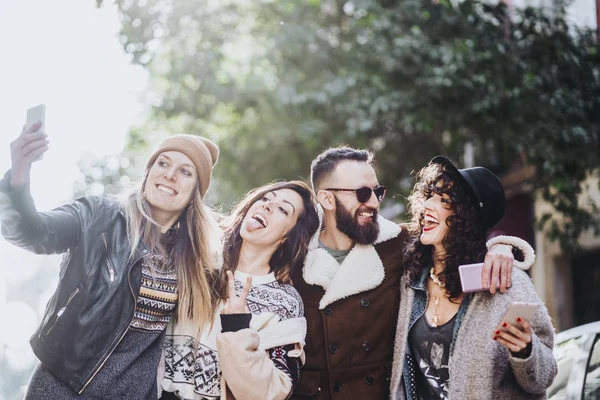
left=390, top=156, right=557, bottom=399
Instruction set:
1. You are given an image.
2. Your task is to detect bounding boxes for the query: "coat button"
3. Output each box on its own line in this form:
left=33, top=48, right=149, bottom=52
left=361, top=341, right=371, bottom=351
left=360, top=298, right=370, bottom=307
left=365, top=375, right=375, bottom=385
left=329, top=344, right=339, bottom=354
left=324, top=306, right=333, bottom=315
left=333, top=382, right=342, bottom=392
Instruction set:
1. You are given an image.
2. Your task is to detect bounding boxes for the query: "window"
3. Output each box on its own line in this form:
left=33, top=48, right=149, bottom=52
left=584, top=334, right=600, bottom=399
left=549, top=335, right=583, bottom=399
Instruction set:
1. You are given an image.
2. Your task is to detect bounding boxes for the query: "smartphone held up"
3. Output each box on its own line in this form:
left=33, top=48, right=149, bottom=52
left=26, top=104, right=46, bottom=161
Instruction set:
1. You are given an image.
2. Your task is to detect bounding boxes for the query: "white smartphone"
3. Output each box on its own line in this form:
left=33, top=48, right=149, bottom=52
left=26, top=104, right=45, bottom=131
left=458, top=262, right=489, bottom=293
left=497, top=302, right=538, bottom=332
left=26, top=104, right=46, bottom=161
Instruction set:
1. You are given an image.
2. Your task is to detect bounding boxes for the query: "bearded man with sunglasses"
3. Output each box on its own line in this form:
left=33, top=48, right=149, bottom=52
left=290, top=146, right=529, bottom=400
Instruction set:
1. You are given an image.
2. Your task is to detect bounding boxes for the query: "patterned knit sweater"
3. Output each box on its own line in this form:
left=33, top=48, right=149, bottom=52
left=160, top=270, right=304, bottom=400
left=25, top=253, right=178, bottom=399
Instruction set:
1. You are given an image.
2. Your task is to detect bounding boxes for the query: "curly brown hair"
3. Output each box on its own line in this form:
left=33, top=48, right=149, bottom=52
left=404, top=162, right=487, bottom=301
left=214, top=181, right=319, bottom=299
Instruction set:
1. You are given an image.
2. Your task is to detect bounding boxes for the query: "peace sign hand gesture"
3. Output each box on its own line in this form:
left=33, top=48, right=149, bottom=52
left=222, top=271, right=252, bottom=314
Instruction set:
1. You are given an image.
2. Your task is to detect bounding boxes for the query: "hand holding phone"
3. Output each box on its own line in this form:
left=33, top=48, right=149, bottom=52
left=9, top=106, right=49, bottom=189
left=493, top=302, right=538, bottom=356
left=26, top=104, right=46, bottom=161
left=459, top=262, right=490, bottom=293
left=496, top=302, right=538, bottom=333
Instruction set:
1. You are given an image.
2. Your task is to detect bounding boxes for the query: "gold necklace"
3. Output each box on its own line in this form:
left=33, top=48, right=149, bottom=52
left=429, top=267, right=446, bottom=327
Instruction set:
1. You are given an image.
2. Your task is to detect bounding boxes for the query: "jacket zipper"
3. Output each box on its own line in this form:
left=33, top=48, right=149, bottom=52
left=78, top=250, right=147, bottom=394
left=45, top=287, right=80, bottom=338
left=101, top=233, right=115, bottom=282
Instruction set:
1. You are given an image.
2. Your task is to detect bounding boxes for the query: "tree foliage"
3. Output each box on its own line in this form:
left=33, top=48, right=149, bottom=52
left=95, top=0, right=600, bottom=251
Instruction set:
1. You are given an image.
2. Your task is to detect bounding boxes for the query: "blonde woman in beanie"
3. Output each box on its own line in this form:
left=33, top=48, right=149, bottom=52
left=0, top=125, right=222, bottom=399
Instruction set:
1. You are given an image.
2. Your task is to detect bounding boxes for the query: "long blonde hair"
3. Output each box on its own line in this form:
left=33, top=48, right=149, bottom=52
left=121, top=168, right=222, bottom=330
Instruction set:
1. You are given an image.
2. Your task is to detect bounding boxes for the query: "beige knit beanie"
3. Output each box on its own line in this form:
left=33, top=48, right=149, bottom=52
left=145, top=134, right=219, bottom=198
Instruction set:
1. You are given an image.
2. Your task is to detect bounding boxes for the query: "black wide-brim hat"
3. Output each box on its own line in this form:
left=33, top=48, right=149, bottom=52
left=430, top=155, right=505, bottom=231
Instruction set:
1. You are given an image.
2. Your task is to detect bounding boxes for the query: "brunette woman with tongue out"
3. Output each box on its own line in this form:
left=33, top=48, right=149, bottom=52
left=1, top=125, right=223, bottom=399
left=159, top=180, right=319, bottom=400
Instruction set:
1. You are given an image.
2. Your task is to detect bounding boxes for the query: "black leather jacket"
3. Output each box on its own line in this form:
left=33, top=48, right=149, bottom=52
left=0, top=171, right=150, bottom=394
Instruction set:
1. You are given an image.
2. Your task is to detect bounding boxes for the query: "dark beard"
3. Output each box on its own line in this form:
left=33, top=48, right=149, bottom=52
left=334, top=197, right=379, bottom=245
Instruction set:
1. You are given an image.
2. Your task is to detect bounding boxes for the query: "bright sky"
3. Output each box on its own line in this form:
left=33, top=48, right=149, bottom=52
left=509, top=0, right=597, bottom=29
left=0, top=1, right=147, bottom=204
left=0, top=0, right=147, bottom=383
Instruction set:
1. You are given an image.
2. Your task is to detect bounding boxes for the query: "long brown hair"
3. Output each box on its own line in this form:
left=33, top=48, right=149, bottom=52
left=404, top=162, right=486, bottom=301
left=217, top=181, right=319, bottom=298
left=121, top=162, right=222, bottom=330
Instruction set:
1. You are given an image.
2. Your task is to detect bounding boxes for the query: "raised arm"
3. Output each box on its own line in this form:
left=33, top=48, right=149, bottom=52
left=0, top=123, right=88, bottom=254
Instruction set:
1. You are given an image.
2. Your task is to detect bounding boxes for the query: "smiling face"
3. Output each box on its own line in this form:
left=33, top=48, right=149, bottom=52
left=327, top=160, right=381, bottom=244
left=144, top=151, right=198, bottom=226
left=240, top=188, right=304, bottom=247
left=420, top=192, right=454, bottom=253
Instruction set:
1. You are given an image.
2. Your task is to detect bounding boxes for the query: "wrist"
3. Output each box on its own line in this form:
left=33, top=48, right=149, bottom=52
left=9, top=170, right=29, bottom=191
left=9, top=178, right=27, bottom=191
left=220, top=313, right=251, bottom=332
left=511, top=342, right=532, bottom=359
left=489, top=243, right=512, bottom=254
left=1, top=170, right=26, bottom=193
left=486, top=235, right=535, bottom=270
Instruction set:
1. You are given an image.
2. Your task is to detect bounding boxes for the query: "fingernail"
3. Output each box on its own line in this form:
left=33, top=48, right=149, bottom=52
left=493, top=336, right=497, bottom=340
left=495, top=330, right=500, bottom=334
left=502, top=322, right=507, bottom=327
left=517, top=317, right=522, bottom=322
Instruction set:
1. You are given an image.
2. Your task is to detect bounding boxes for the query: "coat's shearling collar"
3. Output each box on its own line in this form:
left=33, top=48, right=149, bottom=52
left=303, top=207, right=402, bottom=309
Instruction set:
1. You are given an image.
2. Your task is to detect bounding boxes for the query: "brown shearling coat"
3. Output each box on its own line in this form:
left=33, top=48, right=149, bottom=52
left=291, top=216, right=408, bottom=400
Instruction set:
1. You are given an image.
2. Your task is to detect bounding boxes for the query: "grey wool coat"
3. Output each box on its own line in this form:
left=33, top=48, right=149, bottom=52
left=390, top=268, right=558, bottom=399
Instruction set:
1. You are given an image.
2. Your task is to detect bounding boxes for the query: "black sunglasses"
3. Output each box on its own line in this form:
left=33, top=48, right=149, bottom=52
left=325, top=186, right=387, bottom=203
